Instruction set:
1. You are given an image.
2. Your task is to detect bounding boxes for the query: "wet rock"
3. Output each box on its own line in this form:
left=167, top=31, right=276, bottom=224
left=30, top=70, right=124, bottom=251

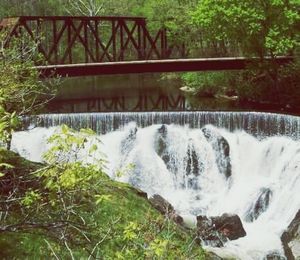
left=158, top=124, right=167, bottom=135
left=281, top=209, right=300, bottom=260
left=245, top=188, right=273, bottom=222
left=120, top=126, right=137, bottom=154
left=155, top=125, right=170, bottom=166
left=129, top=187, right=148, bottom=199
left=197, top=213, right=246, bottom=247
left=155, top=125, right=203, bottom=190
left=186, top=143, right=200, bottom=176
left=185, top=141, right=204, bottom=189
left=180, top=214, right=197, bottom=228
left=211, top=213, right=246, bottom=240
left=149, top=194, right=183, bottom=225
left=264, top=252, right=286, bottom=260
left=202, top=127, right=231, bottom=179
left=197, top=215, right=226, bottom=247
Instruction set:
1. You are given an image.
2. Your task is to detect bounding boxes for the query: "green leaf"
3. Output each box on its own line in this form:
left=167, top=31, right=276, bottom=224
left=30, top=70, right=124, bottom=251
left=95, top=194, right=112, bottom=205
left=89, top=144, right=98, bottom=154
left=0, top=163, right=14, bottom=169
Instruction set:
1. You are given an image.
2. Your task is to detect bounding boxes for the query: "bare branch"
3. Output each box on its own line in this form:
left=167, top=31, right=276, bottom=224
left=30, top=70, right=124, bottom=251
left=88, top=227, right=111, bottom=260
left=64, top=240, right=75, bottom=260
left=65, top=0, right=105, bottom=16
left=44, top=239, right=60, bottom=260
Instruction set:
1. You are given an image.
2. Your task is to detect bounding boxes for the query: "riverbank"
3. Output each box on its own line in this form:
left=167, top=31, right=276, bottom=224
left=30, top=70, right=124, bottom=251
left=0, top=149, right=208, bottom=259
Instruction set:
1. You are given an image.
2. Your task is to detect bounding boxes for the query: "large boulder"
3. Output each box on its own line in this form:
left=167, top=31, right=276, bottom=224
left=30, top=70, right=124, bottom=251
left=202, top=127, right=231, bottom=179
left=197, top=215, right=226, bottom=247
left=197, top=213, right=246, bottom=247
left=281, top=209, right=300, bottom=260
left=149, top=194, right=184, bottom=225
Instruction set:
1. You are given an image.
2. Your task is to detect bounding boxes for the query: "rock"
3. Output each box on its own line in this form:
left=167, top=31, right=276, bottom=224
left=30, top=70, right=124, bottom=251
left=264, top=252, right=286, bottom=260
left=281, top=209, right=300, bottom=260
left=202, top=127, right=231, bottom=179
left=185, top=141, right=204, bottom=189
left=197, top=213, right=246, bottom=247
left=186, top=143, right=200, bottom=176
left=197, top=215, right=226, bottom=247
left=155, top=125, right=203, bottom=190
left=120, top=125, right=137, bottom=155
left=149, top=194, right=184, bottom=225
left=245, top=188, right=273, bottom=222
left=149, top=194, right=173, bottom=213
left=130, top=187, right=148, bottom=199
left=180, top=214, right=197, bottom=228
left=155, top=125, right=170, bottom=166
left=212, top=213, right=246, bottom=240
left=180, top=86, right=195, bottom=93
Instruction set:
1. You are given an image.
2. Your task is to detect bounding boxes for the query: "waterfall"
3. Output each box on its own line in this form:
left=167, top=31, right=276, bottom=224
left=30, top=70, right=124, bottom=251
left=13, top=111, right=300, bottom=259
left=24, top=111, right=300, bottom=139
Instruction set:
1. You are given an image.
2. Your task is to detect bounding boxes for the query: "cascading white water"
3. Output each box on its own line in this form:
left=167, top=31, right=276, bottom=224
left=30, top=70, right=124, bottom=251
left=13, top=112, right=300, bottom=259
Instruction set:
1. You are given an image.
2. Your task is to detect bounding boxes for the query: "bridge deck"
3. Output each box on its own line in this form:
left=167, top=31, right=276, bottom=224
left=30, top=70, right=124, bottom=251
left=37, top=56, right=293, bottom=77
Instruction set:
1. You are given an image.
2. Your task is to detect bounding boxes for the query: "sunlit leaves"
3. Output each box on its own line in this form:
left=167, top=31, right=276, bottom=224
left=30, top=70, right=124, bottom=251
left=115, top=163, right=135, bottom=178
left=191, top=0, right=299, bottom=56
left=266, top=27, right=297, bottom=54
left=0, top=162, right=14, bottom=178
left=0, top=32, right=58, bottom=117
left=181, top=71, right=233, bottom=96
left=148, top=238, right=168, bottom=257
left=123, top=221, right=140, bottom=241
left=0, top=106, right=19, bottom=147
left=43, top=124, right=104, bottom=166
left=21, top=190, right=41, bottom=208
left=95, top=194, right=112, bottom=205
left=40, top=125, right=106, bottom=195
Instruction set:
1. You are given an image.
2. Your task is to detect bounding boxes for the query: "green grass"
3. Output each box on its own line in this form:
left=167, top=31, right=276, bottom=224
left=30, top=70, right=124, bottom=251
left=0, top=150, right=210, bottom=259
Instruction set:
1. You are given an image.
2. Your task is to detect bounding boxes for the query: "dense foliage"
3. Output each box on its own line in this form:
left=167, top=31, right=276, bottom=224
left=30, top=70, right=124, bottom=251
left=185, top=0, right=300, bottom=108
left=192, top=0, right=299, bottom=57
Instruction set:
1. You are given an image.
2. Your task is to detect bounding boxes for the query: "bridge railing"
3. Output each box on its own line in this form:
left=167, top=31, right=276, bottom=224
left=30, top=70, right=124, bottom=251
left=0, top=16, right=185, bottom=65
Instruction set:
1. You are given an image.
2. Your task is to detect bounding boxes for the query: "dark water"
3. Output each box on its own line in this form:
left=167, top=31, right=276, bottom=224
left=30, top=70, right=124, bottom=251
left=47, top=73, right=238, bottom=113
left=46, top=73, right=299, bottom=116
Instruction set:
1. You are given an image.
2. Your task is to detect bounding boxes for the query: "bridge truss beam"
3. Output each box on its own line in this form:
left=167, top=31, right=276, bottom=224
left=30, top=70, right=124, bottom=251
left=0, top=16, right=183, bottom=65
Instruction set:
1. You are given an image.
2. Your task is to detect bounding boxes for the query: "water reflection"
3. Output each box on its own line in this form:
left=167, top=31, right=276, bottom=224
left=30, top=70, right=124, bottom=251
left=46, top=74, right=297, bottom=114
left=48, top=93, right=186, bottom=112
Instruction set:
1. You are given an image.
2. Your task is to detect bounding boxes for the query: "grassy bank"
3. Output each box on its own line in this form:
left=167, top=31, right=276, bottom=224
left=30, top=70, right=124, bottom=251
left=0, top=149, right=209, bottom=259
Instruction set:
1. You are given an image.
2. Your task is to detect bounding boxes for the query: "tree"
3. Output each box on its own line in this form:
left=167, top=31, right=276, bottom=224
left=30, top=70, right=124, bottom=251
left=0, top=33, right=59, bottom=115
left=0, top=0, right=63, bottom=17
left=190, top=0, right=300, bottom=105
left=0, top=29, right=59, bottom=148
left=64, top=0, right=105, bottom=16
left=191, top=0, right=300, bottom=58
